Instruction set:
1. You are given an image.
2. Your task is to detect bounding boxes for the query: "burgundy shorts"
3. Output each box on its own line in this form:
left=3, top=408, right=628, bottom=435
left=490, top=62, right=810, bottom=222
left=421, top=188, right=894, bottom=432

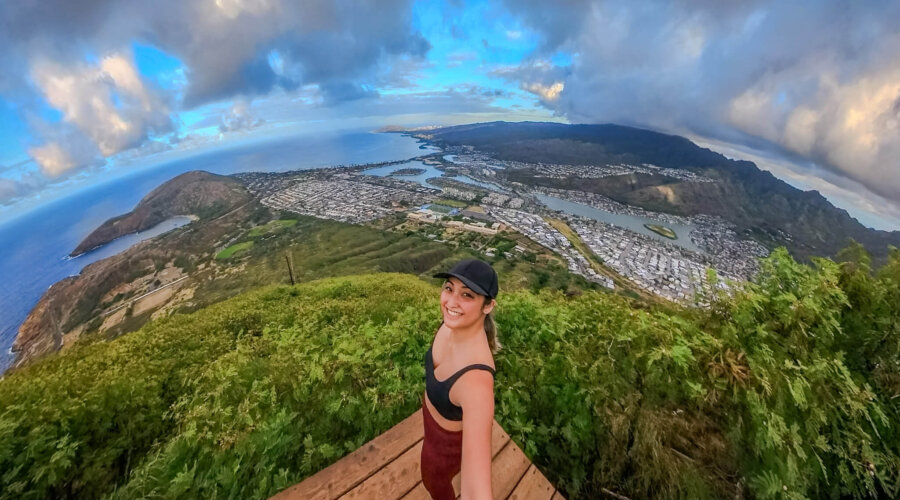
left=420, top=398, right=463, bottom=500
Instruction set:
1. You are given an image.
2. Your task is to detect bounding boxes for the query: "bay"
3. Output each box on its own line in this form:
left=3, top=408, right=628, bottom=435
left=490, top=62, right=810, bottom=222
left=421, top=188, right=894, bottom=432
left=0, top=130, right=432, bottom=373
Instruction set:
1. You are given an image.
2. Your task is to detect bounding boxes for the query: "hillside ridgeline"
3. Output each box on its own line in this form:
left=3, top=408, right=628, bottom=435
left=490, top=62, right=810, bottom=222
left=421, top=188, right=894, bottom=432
left=13, top=170, right=592, bottom=369
left=1, top=247, right=898, bottom=499
left=422, top=121, right=900, bottom=262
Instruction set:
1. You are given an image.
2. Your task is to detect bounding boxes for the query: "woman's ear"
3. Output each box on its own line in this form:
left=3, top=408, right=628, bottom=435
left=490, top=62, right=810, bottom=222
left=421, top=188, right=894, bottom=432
left=482, top=298, right=496, bottom=315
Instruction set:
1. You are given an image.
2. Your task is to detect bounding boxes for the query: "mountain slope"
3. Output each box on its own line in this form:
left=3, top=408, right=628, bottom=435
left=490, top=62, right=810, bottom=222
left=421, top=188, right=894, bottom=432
left=423, top=121, right=900, bottom=261
left=2, top=253, right=899, bottom=499
left=70, top=171, right=252, bottom=257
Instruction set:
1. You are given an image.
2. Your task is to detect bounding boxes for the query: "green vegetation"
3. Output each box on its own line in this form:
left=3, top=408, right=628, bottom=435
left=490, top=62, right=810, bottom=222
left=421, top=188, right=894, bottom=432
left=432, top=198, right=468, bottom=208
left=488, top=235, right=518, bottom=255
left=173, top=254, right=196, bottom=272
left=389, top=167, right=426, bottom=176
left=644, top=223, right=677, bottom=239
left=247, top=219, right=297, bottom=238
left=216, top=241, right=254, bottom=260
left=2, top=244, right=899, bottom=499
left=194, top=199, right=230, bottom=220
left=426, top=203, right=455, bottom=214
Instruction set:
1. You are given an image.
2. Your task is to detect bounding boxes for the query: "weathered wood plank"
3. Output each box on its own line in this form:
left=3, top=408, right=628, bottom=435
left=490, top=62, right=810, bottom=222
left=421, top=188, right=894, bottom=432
left=490, top=420, right=512, bottom=458
left=451, top=419, right=514, bottom=495
left=400, top=482, right=432, bottom=500
left=488, top=439, right=532, bottom=500
left=507, top=464, right=555, bottom=500
left=271, top=409, right=424, bottom=500
left=273, top=410, right=563, bottom=500
left=342, top=440, right=424, bottom=499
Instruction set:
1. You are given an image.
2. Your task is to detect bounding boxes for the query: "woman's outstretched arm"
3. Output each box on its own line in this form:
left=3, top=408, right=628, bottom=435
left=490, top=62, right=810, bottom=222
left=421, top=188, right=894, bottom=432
left=457, top=370, right=495, bottom=499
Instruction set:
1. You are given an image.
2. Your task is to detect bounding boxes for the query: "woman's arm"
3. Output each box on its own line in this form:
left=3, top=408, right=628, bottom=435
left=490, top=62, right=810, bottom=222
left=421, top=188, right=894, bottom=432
left=456, top=370, right=495, bottom=499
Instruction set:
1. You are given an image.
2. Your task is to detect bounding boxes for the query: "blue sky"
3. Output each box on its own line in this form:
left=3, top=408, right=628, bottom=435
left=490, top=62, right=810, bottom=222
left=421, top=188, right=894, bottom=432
left=1, top=0, right=898, bottom=230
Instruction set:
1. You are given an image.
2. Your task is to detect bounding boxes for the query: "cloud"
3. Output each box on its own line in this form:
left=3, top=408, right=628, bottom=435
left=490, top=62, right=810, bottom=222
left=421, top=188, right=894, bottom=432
left=30, top=53, right=173, bottom=158
left=0, top=178, right=26, bottom=204
left=501, top=0, right=900, bottom=202
left=490, top=60, right=570, bottom=106
left=218, top=99, right=265, bottom=133
left=522, top=81, right=564, bottom=102
left=25, top=120, right=104, bottom=178
left=0, top=170, right=46, bottom=206
left=1, top=0, right=429, bottom=181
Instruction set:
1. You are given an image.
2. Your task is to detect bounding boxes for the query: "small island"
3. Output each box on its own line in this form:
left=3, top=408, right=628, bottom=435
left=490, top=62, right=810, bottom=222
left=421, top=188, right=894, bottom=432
left=644, top=223, right=677, bottom=239
left=388, top=167, right=426, bottom=176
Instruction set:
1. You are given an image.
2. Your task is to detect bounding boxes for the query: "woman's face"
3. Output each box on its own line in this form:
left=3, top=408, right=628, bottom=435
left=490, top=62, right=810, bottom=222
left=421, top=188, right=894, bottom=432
left=440, top=277, right=494, bottom=329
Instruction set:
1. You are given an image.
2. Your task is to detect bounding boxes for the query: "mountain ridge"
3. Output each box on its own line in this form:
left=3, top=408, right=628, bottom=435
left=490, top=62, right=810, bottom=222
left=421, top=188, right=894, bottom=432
left=420, top=121, right=899, bottom=261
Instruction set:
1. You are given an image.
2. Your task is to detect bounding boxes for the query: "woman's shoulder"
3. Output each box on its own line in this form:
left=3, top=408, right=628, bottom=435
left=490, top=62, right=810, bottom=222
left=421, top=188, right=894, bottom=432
left=434, top=324, right=495, bottom=372
left=462, top=335, right=495, bottom=372
left=461, top=342, right=495, bottom=375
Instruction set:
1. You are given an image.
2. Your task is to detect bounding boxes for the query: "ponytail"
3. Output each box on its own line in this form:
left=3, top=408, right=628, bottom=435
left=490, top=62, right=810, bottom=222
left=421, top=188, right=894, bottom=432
left=484, top=297, right=501, bottom=354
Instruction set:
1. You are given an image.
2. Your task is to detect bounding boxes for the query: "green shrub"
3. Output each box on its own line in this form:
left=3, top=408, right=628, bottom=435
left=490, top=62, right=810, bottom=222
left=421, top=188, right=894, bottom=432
left=1, top=245, right=898, bottom=499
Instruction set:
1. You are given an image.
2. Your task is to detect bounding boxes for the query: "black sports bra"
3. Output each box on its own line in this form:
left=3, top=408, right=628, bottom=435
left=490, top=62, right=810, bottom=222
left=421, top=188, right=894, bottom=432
left=425, top=324, right=496, bottom=421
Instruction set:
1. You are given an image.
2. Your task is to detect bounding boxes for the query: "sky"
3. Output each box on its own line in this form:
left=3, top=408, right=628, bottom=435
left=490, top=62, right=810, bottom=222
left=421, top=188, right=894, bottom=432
left=0, top=0, right=898, bottom=230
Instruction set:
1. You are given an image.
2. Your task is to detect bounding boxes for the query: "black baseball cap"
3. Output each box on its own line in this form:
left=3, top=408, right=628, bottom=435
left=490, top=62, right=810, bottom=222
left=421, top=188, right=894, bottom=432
left=433, top=259, right=499, bottom=299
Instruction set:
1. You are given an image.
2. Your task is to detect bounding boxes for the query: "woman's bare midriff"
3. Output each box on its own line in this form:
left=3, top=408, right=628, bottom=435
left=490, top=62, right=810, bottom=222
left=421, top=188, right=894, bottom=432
left=424, top=389, right=464, bottom=432
left=426, top=323, right=495, bottom=433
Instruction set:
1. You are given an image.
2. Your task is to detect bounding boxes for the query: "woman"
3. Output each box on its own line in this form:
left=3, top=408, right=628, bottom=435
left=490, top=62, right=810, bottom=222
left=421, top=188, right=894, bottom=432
left=421, top=258, right=501, bottom=500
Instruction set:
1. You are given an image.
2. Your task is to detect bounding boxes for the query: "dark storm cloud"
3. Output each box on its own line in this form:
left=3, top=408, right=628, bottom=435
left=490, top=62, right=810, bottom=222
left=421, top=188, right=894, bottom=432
left=502, top=0, right=900, bottom=202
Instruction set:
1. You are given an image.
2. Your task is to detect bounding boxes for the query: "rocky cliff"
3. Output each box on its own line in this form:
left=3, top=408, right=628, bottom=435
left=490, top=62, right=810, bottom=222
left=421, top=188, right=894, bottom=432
left=12, top=171, right=258, bottom=368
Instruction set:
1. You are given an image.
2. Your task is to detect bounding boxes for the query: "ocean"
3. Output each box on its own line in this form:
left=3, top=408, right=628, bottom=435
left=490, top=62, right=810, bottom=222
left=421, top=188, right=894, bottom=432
left=0, top=130, right=434, bottom=373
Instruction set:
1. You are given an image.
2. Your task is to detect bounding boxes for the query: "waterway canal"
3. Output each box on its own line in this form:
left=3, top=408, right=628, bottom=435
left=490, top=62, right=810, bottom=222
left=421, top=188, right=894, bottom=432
left=535, top=194, right=704, bottom=253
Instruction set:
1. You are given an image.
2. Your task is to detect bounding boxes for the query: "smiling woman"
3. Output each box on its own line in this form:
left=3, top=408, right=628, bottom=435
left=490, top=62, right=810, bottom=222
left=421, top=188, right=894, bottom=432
left=422, top=258, right=500, bottom=499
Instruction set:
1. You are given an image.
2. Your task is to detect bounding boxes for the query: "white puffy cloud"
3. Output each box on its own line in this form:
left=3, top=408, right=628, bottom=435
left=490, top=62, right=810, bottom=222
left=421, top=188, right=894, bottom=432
left=30, top=53, right=173, bottom=160
left=218, top=99, right=265, bottom=133
left=522, top=81, right=564, bottom=102
left=25, top=119, right=104, bottom=179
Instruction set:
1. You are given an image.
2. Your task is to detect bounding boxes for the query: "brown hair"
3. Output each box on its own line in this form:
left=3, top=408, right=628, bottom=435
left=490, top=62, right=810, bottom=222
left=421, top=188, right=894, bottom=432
left=484, top=296, right=501, bottom=354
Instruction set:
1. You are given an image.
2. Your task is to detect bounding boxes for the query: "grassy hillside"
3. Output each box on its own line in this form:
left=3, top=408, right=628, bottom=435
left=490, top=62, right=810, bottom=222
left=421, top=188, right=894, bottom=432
left=1, top=246, right=899, bottom=499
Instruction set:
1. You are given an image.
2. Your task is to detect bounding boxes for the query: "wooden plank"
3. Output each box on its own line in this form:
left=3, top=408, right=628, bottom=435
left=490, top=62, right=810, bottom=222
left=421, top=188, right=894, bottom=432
left=550, top=490, right=566, bottom=500
left=488, top=439, right=532, bottom=500
left=451, top=420, right=516, bottom=498
left=490, top=420, right=511, bottom=458
left=400, top=419, right=513, bottom=500
left=342, top=440, right=424, bottom=499
left=400, top=482, right=431, bottom=500
left=271, top=409, right=424, bottom=500
left=507, top=464, right=555, bottom=500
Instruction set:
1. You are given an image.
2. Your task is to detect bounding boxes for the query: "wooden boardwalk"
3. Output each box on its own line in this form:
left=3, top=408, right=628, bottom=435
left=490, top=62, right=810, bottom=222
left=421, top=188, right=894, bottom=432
left=271, top=408, right=565, bottom=500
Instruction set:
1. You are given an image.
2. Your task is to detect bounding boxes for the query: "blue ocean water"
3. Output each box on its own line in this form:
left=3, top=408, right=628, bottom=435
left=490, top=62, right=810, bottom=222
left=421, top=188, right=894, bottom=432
left=0, top=130, right=433, bottom=373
